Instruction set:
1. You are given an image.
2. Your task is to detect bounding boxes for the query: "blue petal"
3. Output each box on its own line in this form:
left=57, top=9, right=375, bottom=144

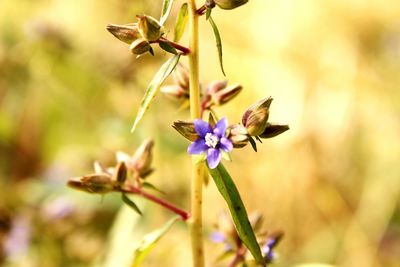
left=188, top=139, right=208, bottom=154
left=209, top=232, right=226, bottom=243
left=194, top=119, right=212, bottom=138
left=207, top=148, right=221, bottom=169
left=213, top=118, right=228, bottom=137
left=219, top=137, right=233, bottom=152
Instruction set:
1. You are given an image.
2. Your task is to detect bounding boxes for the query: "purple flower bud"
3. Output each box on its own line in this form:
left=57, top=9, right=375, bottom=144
left=227, top=124, right=249, bottom=148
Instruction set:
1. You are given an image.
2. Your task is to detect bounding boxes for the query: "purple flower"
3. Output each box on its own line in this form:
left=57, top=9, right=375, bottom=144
left=187, top=118, right=233, bottom=169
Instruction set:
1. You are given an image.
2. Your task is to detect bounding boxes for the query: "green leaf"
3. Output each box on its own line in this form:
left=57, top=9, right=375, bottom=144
left=131, top=54, right=181, bottom=132
left=174, top=3, right=188, bottom=42
left=160, top=0, right=175, bottom=26
left=159, top=41, right=178, bottom=54
left=208, top=164, right=265, bottom=266
left=132, top=216, right=180, bottom=267
left=122, top=194, right=142, bottom=215
left=208, top=13, right=226, bottom=76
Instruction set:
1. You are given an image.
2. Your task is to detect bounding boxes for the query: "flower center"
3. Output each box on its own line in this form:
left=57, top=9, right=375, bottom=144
left=205, top=133, right=219, bottom=148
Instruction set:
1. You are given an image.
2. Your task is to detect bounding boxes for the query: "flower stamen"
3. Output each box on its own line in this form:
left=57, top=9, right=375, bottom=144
left=205, top=133, right=219, bottom=148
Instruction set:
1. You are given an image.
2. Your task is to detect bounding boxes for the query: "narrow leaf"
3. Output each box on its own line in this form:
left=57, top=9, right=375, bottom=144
left=174, top=3, right=188, bottom=42
left=159, top=41, right=178, bottom=54
left=208, top=14, right=226, bottom=76
left=160, top=0, right=175, bottom=26
left=132, top=216, right=180, bottom=267
left=208, top=164, right=265, bottom=266
left=122, top=194, right=142, bottom=215
left=131, top=54, right=181, bottom=132
left=142, top=182, right=165, bottom=194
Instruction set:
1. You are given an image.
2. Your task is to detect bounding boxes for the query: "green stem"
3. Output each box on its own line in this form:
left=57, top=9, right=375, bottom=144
left=188, top=1, right=205, bottom=267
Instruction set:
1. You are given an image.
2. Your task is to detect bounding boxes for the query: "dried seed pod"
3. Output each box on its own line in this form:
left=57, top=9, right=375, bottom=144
left=106, top=23, right=141, bottom=44
left=259, top=123, right=289, bottom=139
left=113, top=161, right=128, bottom=185
left=174, top=63, right=190, bottom=90
left=137, top=15, right=163, bottom=42
left=131, top=139, right=154, bottom=177
left=129, top=38, right=151, bottom=55
left=242, top=97, right=272, bottom=136
left=172, top=121, right=198, bottom=142
left=211, top=83, right=242, bottom=105
left=68, top=174, right=114, bottom=194
left=214, top=0, right=249, bottom=10
left=161, top=85, right=187, bottom=100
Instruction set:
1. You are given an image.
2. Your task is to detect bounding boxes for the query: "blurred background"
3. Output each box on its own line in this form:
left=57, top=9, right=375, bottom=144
left=0, top=0, right=399, bottom=266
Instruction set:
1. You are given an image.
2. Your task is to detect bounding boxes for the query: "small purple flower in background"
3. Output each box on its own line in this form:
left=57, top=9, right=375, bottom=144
left=188, top=118, right=233, bottom=169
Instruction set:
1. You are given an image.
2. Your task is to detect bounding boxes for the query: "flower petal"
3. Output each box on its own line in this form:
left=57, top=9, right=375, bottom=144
left=188, top=139, right=208, bottom=154
left=194, top=119, right=212, bottom=138
left=219, top=137, right=233, bottom=152
left=213, top=118, right=228, bottom=137
left=207, top=148, right=221, bottom=169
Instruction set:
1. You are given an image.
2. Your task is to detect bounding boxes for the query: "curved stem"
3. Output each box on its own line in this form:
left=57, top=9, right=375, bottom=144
left=119, top=186, right=189, bottom=220
left=188, top=0, right=205, bottom=267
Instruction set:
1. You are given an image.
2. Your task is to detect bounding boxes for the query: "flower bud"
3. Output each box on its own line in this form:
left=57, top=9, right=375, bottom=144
left=207, top=80, right=228, bottom=95
left=214, top=0, right=249, bottom=10
left=129, top=38, right=151, bottom=55
left=106, top=23, right=141, bottom=44
left=131, top=139, right=154, bottom=177
left=227, top=124, right=249, bottom=148
left=211, top=83, right=242, bottom=105
left=242, top=97, right=273, bottom=136
left=174, top=63, right=190, bottom=90
left=172, top=121, right=198, bottom=141
left=137, top=15, right=163, bottom=42
left=161, top=85, right=187, bottom=100
left=68, top=174, right=114, bottom=194
left=259, top=123, right=289, bottom=139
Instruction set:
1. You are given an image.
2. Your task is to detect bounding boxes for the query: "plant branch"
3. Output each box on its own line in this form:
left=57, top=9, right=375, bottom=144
left=158, top=37, right=191, bottom=55
left=120, top=186, right=189, bottom=221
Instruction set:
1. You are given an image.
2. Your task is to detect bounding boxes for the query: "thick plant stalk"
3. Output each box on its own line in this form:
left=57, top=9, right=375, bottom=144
left=188, top=0, right=205, bottom=266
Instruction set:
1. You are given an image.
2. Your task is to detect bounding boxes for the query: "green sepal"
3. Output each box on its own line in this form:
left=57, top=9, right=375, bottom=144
left=249, top=136, right=257, bottom=152
left=132, top=216, right=180, bottom=267
left=208, top=164, right=265, bottom=266
left=122, top=194, right=143, bottom=216
left=131, top=54, right=181, bottom=132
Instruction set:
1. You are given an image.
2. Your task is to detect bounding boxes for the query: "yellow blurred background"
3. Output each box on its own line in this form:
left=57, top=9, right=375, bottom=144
left=0, top=0, right=399, bottom=266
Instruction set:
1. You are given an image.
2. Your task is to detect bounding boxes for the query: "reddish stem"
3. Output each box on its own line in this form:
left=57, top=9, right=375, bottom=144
left=120, top=186, right=190, bottom=221
left=158, top=37, right=191, bottom=55
left=228, top=245, right=247, bottom=267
